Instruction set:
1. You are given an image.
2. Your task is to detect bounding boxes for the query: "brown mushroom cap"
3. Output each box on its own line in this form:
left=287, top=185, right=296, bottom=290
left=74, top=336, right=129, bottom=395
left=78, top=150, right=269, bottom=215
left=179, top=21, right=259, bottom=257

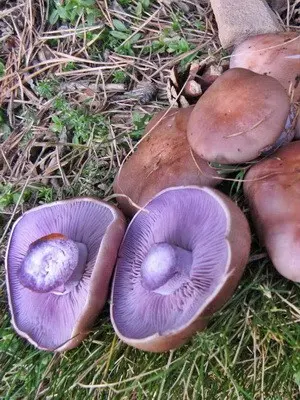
left=187, top=68, right=291, bottom=164
left=113, top=107, right=220, bottom=216
left=244, top=142, right=300, bottom=282
left=230, top=32, right=300, bottom=100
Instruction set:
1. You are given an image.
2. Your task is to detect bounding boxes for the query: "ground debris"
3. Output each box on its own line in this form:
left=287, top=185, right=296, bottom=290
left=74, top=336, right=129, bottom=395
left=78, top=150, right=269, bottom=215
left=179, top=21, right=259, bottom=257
left=167, top=59, right=229, bottom=107
left=125, top=81, right=158, bottom=104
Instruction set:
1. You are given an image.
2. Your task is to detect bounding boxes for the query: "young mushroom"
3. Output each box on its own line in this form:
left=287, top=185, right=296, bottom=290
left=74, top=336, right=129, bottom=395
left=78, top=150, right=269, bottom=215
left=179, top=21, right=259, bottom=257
left=5, top=198, right=126, bottom=351
left=110, top=186, right=251, bottom=352
left=187, top=68, right=294, bottom=164
left=244, top=142, right=300, bottom=282
left=230, top=32, right=300, bottom=100
left=114, top=107, right=220, bottom=216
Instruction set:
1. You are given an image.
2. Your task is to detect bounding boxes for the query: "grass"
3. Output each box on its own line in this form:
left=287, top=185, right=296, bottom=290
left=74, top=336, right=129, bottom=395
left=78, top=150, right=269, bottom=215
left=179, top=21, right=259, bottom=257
left=0, top=0, right=300, bottom=399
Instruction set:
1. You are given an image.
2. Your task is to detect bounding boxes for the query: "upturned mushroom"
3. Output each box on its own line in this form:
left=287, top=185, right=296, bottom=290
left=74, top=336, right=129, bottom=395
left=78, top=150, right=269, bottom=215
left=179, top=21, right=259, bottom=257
left=187, top=68, right=294, bottom=164
left=111, top=186, right=251, bottom=352
left=230, top=32, right=300, bottom=100
left=6, top=198, right=125, bottom=351
left=114, top=107, right=220, bottom=216
left=244, top=141, right=300, bottom=282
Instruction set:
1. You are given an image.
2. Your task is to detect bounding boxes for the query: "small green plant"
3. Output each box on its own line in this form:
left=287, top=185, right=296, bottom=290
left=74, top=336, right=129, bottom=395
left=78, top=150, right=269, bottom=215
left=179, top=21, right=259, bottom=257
left=112, top=70, right=128, bottom=84
left=130, top=112, right=152, bottom=140
left=0, top=60, right=5, bottom=77
left=165, top=37, right=192, bottom=54
left=36, top=186, right=54, bottom=203
left=107, top=19, right=142, bottom=56
left=193, top=20, right=206, bottom=31
left=49, top=0, right=101, bottom=25
left=170, top=11, right=188, bottom=32
left=229, top=168, right=247, bottom=198
left=0, top=109, right=5, bottom=124
left=50, top=96, right=109, bottom=144
left=118, top=0, right=131, bottom=5
left=171, top=15, right=181, bottom=32
left=143, top=31, right=194, bottom=56
left=135, top=0, right=150, bottom=17
left=35, top=79, right=59, bottom=99
left=62, top=62, right=77, bottom=72
left=0, top=184, right=31, bottom=210
left=0, top=109, right=11, bottom=141
left=179, top=51, right=202, bottom=68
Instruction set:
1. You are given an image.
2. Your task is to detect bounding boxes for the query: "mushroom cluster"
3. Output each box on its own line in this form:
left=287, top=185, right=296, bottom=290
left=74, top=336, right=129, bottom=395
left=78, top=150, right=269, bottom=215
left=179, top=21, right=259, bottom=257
left=109, top=28, right=299, bottom=350
left=4, top=8, right=300, bottom=354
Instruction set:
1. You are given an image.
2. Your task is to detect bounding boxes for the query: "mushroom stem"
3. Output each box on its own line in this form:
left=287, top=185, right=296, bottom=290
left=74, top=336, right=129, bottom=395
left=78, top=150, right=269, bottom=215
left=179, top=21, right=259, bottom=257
left=210, top=0, right=282, bottom=49
left=52, top=242, right=88, bottom=295
left=19, top=234, right=88, bottom=295
left=140, top=243, right=192, bottom=295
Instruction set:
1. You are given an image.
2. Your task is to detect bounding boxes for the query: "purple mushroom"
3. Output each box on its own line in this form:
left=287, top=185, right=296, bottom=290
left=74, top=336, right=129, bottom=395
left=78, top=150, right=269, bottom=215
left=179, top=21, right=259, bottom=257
left=5, top=198, right=126, bottom=351
left=110, top=186, right=251, bottom=352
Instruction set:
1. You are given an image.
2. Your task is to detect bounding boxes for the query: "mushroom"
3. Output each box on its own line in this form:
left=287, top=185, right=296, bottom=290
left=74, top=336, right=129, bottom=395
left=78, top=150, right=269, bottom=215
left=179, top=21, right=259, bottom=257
left=114, top=107, right=220, bottom=216
left=230, top=32, right=300, bottom=100
left=244, top=141, right=300, bottom=282
left=187, top=68, right=294, bottom=164
left=6, top=198, right=126, bottom=351
left=110, top=186, right=251, bottom=352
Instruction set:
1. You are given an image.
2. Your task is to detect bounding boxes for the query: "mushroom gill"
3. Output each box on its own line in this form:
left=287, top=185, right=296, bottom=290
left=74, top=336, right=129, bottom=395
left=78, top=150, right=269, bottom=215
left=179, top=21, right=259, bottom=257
left=5, top=198, right=126, bottom=351
left=110, top=186, right=251, bottom=352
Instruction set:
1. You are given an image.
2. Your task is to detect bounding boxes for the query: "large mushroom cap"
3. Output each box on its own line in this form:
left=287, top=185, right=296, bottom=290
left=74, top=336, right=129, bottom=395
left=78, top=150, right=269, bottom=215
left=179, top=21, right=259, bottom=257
left=230, top=32, right=300, bottom=100
left=187, top=68, right=291, bottom=164
left=114, top=108, right=220, bottom=215
left=244, top=142, right=300, bottom=282
left=111, top=186, right=251, bottom=352
left=6, top=198, right=126, bottom=351
left=113, top=107, right=220, bottom=216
